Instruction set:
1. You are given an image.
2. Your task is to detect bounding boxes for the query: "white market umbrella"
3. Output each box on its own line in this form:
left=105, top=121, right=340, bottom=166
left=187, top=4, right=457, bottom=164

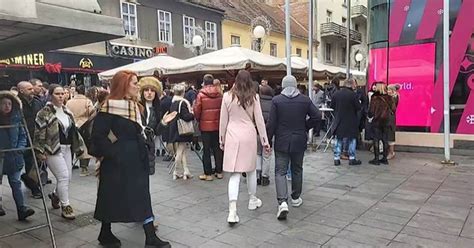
left=98, top=53, right=184, bottom=80
left=163, top=45, right=306, bottom=75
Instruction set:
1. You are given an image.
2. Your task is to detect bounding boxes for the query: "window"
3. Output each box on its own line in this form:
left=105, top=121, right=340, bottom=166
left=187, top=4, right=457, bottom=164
left=270, top=43, right=277, bottom=57
left=158, top=10, right=172, bottom=43
left=307, top=49, right=310, bottom=58
left=121, top=1, right=138, bottom=37
left=183, top=15, right=195, bottom=46
left=325, top=43, right=332, bottom=62
left=205, top=21, right=217, bottom=49
left=343, top=0, right=348, bottom=6
left=296, top=48, right=302, bottom=57
left=355, top=24, right=360, bottom=31
left=342, top=17, right=347, bottom=27
left=341, top=47, right=347, bottom=64
left=231, top=35, right=240, bottom=45
left=326, top=10, right=333, bottom=23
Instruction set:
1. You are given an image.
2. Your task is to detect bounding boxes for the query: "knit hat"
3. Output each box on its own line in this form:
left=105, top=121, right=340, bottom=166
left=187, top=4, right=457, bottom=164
left=281, top=75, right=297, bottom=89
left=138, top=77, right=163, bottom=95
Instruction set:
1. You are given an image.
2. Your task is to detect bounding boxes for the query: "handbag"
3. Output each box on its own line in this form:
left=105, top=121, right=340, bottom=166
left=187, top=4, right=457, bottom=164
left=177, top=101, right=194, bottom=136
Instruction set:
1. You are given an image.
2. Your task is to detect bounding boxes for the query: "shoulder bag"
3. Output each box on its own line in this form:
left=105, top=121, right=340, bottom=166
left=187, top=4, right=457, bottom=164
left=177, top=101, right=194, bottom=136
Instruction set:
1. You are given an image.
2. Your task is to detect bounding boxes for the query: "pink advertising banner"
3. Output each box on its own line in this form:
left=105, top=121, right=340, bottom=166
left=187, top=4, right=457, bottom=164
left=368, top=43, right=436, bottom=127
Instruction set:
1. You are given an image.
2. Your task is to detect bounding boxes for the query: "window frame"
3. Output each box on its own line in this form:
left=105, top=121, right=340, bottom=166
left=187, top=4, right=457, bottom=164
left=326, top=10, right=333, bottom=23
left=157, top=10, right=172, bottom=44
left=120, top=1, right=138, bottom=38
left=270, top=43, right=278, bottom=57
left=341, top=46, right=347, bottom=65
left=183, top=15, right=196, bottom=46
left=205, top=21, right=218, bottom=50
left=296, top=48, right=302, bottom=57
left=231, top=35, right=241, bottom=45
left=325, top=43, right=332, bottom=62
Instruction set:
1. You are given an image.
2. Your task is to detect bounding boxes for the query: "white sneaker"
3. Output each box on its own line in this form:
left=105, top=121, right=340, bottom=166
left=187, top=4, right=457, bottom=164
left=227, top=201, right=239, bottom=225
left=277, top=202, right=289, bottom=220
left=291, top=197, right=303, bottom=207
left=248, top=195, right=262, bottom=210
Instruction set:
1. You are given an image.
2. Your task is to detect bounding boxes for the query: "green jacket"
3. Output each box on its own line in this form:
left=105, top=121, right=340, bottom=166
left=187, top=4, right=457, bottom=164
left=34, top=103, right=86, bottom=157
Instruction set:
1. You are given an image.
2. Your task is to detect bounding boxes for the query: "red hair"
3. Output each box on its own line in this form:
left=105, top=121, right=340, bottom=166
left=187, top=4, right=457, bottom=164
left=108, top=70, right=138, bottom=100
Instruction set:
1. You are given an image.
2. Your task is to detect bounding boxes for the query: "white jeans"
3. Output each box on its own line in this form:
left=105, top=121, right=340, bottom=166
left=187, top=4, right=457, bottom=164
left=173, top=143, right=191, bottom=176
left=228, top=170, right=257, bottom=201
left=46, top=145, right=72, bottom=207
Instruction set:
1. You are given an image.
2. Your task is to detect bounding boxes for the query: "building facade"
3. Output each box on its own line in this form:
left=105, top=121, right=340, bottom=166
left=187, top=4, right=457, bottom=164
left=368, top=0, right=474, bottom=148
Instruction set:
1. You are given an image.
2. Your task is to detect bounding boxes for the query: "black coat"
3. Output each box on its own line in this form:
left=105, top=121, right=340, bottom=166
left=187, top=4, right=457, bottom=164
left=259, top=94, right=273, bottom=123
left=160, top=95, right=173, bottom=143
left=331, top=87, right=361, bottom=139
left=168, top=100, right=194, bottom=143
left=18, top=94, right=43, bottom=137
left=267, top=93, right=321, bottom=153
left=90, top=112, right=153, bottom=223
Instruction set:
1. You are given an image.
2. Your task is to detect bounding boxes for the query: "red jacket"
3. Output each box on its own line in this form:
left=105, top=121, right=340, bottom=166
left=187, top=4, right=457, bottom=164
left=193, top=85, right=223, bottom=132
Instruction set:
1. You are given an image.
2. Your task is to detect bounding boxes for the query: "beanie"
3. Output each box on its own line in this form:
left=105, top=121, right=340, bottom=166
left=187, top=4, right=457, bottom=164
left=281, top=75, right=297, bottom=89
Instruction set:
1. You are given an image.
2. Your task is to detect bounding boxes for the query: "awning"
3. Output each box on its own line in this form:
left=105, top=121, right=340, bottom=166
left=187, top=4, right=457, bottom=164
left=289, top=56, right=366, bottom=78
left=98, top=54, right=185, bottom=80
left=163, top=45, right=307, bottom=75
left=0, top=0, right=125, bottom=58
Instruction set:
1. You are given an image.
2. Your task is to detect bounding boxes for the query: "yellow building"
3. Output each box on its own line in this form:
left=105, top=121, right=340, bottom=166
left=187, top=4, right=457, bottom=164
left=203, top=0, right=312, bottom=59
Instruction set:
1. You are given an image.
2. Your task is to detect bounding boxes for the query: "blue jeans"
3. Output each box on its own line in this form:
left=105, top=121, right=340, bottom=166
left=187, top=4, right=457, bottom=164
left=0, top=170, right=25, bottom=210
left=334, top=138, right=357, bottom=160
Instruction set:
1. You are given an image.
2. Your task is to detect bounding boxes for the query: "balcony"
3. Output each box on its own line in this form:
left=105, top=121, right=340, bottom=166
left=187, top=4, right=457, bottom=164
left=351, top=5, right=368, bottom=23
left=320, top=22, right=362, bottom=45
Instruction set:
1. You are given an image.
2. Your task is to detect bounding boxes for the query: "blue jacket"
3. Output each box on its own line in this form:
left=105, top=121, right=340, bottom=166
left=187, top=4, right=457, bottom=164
left=0, top=92, right=27, bottom=174
left=267, top=93, right=321, bottom=153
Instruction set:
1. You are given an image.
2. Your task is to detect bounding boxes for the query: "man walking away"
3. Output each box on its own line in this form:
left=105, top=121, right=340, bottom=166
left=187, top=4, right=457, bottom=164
left=331, top=79, right=362, bottom=166
left=267, top=75, right=320, bottom=220
left=194, top=74, right=224, bottom=181
left=17, top=81, right=43, bottom=198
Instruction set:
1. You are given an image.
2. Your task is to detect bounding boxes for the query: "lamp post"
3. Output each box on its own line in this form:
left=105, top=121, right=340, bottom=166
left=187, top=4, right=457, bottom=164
left=253, top=25, right=266, bottom=52
left=192, top=35, right=203, bottom=55
left=355, top=52, right=363, bottom=71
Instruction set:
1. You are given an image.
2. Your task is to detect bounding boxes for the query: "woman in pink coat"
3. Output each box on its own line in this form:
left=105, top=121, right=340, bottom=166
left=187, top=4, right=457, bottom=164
left=219, top=70, right=270, bottom=225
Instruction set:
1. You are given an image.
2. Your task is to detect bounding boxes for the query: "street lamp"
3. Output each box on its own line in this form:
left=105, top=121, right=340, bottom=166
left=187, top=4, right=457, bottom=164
left=355, top=52, right=364, bottom=71
left=253, top=25, right=265, bottom=52
left=192, top=35, right=203, bottom=55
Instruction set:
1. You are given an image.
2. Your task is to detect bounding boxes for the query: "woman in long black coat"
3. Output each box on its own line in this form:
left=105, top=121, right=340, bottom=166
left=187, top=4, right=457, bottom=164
left=90, top=70, right=170, bottom=248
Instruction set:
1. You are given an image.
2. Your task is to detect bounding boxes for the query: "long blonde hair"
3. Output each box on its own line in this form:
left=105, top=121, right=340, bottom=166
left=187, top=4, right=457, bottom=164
left=374, top=83, right=387, bottom=94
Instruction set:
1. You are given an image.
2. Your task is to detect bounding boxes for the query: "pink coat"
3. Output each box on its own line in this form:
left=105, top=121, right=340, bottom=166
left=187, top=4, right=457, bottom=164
left=219, top=92, right=269, bottom=173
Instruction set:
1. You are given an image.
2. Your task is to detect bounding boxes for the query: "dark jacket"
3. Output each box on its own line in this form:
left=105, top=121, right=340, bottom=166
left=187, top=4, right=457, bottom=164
left=141, top=101, right=160, bottom=175
left=193, top=85, right=222, bottom=132
left=169, top=98, right=194, bottom=143
left=159, top=95, right=172, bottom=143
left=90, top=111, right=153, bottom=222
left=185, top=88, right=197, bottom=106
left=0, top=91, right=27, bottom=174
left=267, top=93, right=321, bottom=153
left=259, top=94, right=273, bottom=123
left=369, top=92, right=395, bottom=128
left=18, top=93, right=42, bottom=137
left=331, top=87, right=361, bottom=139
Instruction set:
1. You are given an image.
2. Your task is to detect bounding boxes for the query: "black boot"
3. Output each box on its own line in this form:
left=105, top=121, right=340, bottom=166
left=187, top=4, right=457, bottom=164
left=261, top=176, right=270, bottom=186
left=144, top=222, right=170, bottom=248
left=18, top=206, right=35, bottom=221
left=98, top=222, right=121, bottom=247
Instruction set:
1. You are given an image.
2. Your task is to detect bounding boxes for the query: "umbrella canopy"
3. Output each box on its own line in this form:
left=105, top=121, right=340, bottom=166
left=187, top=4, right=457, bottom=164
left=288, top=56, right=365, bottom=77
left=98, top=53, right=184, bottom=80
left=163, top=45, right=306, bottom=76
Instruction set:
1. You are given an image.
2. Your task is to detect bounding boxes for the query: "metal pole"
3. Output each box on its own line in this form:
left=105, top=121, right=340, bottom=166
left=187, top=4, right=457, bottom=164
left=285, top=0, right=292, bottom=76
left=308, top=0, right=315, bottom=145
left=346, top=0, right=351, bottom=78
left=442, top=0, right=451, bottom=163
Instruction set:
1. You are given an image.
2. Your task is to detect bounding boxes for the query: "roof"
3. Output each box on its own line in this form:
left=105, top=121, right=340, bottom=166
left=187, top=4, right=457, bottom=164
left=190, top=0, right=309, bottom=40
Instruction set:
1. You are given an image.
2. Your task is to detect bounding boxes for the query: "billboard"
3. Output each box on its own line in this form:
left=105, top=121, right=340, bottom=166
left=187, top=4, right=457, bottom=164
left=368, top=43, right=436, bottom=127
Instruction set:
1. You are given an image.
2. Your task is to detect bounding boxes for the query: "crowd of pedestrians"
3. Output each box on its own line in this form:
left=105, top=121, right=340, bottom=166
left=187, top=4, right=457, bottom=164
left=0, top=70, right=400, bottom=247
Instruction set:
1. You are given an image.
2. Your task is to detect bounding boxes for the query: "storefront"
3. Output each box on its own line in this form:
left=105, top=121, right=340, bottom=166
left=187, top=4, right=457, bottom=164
left=0, top=51, right=133, bottom=90
left=368, top=0, right=474, bottom=148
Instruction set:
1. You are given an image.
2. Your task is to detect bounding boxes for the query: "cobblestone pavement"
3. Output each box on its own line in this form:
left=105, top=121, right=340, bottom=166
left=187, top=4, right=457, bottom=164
left=1, top=149, right=474, bottom=248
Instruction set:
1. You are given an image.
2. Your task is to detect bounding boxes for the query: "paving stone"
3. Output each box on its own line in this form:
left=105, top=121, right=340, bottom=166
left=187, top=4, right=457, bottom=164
left=393, top=233, right=450, bottom=248
left=335, top=229, right=391, bottom=246
left=242, top=218, right=290, bottom=234
left=400, top=226, right=458, bottom=244
left=214, top=232, right=260, bottom=247
left=280, top=225, right=332, bottom=244
left=197, top=239, right=235, bottom=248
left=407, top=213, right=465, bottom=236
left=162, top=230, right=208, bottom=247
left=323, top=236, right=377, bottom=248
left=304, top=213, right=352, bottom=229
left=264, top=233, right=322, bottom=247
left=460, top=209, right=474, bottom=239
left=353, top=216, right=405, bottom=232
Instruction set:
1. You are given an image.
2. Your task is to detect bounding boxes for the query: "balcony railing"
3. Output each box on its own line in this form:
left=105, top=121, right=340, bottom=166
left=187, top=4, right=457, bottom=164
left=320, top=22, right=362, bottom=44
left=351, top=5, right=368, bottom=18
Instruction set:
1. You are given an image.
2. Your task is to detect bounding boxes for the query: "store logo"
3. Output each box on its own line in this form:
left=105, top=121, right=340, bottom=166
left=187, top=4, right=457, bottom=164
left=79, top=58, right=93, bottom=69
left=109, top=43, right=154, bottom=59
left=0, top=53, right=45, bottom=66
left=467, top=115, right=474, bottom=125
left=0, top=59, right=10, bottom=65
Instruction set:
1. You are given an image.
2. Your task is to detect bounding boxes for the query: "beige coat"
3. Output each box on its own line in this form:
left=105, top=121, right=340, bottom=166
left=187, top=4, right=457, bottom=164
left=219, top=93, right=269, bottom=173
left=66, top=94, right=95, bottom=128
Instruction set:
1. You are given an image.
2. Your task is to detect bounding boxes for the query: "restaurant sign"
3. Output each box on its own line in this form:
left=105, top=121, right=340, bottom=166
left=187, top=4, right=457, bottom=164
left=108, top=43, right=154, bottom=59
left=0, top=53, right=45, bottom=66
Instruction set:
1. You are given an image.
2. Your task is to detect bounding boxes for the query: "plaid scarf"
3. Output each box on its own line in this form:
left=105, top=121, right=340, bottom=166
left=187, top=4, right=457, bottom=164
left=100, top=99, right=145, bottom=134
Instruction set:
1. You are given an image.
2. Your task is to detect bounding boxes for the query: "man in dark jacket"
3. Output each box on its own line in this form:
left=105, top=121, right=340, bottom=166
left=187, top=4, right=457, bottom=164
left=331, top=79, right=362, bottom=166
left=267, top=75, right=321, bottom=220
left=193, top=74, right=223, bottom=181
left=16, top=81, right=44, bottom=198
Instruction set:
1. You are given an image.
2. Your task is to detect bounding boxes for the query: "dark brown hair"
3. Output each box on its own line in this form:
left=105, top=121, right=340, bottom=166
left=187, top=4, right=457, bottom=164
left=231, top=70, right=256, bottom=108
